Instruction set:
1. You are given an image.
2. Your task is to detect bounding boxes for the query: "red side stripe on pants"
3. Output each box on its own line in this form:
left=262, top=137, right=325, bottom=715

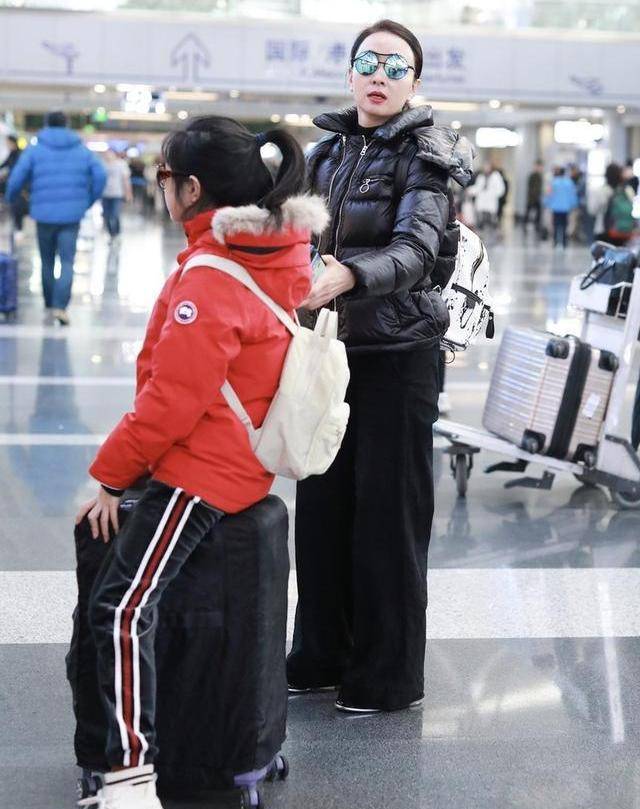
left=119, top=491, right=189, bottom=766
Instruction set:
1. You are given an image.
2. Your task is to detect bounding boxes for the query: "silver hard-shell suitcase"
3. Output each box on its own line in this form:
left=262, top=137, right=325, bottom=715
left=568, top=347, right=617, bottom=463
left=482, top=326, right=610, bottom=461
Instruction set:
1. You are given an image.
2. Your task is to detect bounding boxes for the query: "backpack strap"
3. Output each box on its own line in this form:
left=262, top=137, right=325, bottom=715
left=182, top=252, right=301, bottom=445
left=183, top=253, right=298, bottom=336
left=219, top=379, right=258, bottom=446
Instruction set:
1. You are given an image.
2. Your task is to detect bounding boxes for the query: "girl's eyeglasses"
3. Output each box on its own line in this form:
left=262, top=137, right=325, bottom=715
left=352, top=50, right=415, bottom=81
left=156, top=166, right=190, bottom=190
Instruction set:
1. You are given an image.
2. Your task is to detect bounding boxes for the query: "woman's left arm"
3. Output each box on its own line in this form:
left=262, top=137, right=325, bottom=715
left=342, top=159, right=450, bottom=299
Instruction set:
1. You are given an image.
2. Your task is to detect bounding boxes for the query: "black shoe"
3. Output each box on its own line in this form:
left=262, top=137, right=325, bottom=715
left=287, top=682, right=339, bottom=695
left=335, top=696, right=424, bottom=714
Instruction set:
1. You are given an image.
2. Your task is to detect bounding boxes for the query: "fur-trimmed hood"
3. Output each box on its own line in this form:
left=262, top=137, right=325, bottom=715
left=179, top=203, right=318, bottom=313
left=212, top=194, right=329, bottom=244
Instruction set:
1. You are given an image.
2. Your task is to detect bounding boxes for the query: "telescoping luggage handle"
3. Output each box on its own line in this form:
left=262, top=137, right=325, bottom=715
left=182, top=252, right=339, bottom=440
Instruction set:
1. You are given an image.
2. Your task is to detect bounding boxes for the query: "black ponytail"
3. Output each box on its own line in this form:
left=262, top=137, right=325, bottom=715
left=161, top=116, right=305, bottom=222
left=257, top=128, right=306, bottom=218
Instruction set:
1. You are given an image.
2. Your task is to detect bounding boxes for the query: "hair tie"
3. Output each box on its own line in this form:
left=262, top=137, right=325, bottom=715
left=255, top=132, right=269, bottom=148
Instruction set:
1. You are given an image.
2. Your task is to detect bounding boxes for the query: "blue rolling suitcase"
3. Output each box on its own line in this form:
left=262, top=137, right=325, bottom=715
left=0, top=247, right=18, bottom=320
left=67, top=493, right=290, bottom=809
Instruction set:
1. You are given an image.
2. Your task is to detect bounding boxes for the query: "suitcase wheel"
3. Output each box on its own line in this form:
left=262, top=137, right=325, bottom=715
left=265, top=754, right=289, bottom=783
left=522, top=435, right=541, bottom=454
left=610, top=486, right=640, bottom=509
left=76, top=770, right=101, bottom=800
left=449, top=453, right=472, bottom=498
left=239, top=786, right=264, bottom=809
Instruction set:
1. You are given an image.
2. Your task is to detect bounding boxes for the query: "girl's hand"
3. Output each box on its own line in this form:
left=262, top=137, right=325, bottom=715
left=76, top=488, right=122, bottom=543
left=301, top=255, right=356, bottom=311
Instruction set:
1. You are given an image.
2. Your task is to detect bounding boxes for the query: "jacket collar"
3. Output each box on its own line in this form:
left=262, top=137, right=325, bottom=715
left=313, top=105, right=435, bottom=140
left=184, top=209, right=216, bottom=246
left=313, top=106, right=475, bottom=187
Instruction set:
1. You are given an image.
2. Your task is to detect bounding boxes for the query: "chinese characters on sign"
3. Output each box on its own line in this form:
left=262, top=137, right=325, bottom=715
left=266, top=39, right=310, bottom=63
left=422, top=46, right=467, bottom=85
left=264, top=39, right=349, bottom=83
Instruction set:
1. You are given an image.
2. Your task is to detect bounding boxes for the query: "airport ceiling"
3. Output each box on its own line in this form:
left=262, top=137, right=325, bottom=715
left=1, top=0, right=640, bottom=33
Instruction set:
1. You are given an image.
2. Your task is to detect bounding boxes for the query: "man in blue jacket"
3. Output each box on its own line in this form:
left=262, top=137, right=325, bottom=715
left=7, top=111, right=106, bottom=325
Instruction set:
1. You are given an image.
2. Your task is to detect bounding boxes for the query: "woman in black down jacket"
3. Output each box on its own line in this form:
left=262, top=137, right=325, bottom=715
left=287, top=19, right=474, bottom=713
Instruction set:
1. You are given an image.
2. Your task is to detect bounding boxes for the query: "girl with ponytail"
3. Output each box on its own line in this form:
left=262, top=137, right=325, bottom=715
left=75, top=116, right=327, bottom=808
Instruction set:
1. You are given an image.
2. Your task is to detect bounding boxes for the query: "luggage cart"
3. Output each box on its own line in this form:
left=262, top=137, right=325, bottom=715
left=435, top=267, right=640, bottom=508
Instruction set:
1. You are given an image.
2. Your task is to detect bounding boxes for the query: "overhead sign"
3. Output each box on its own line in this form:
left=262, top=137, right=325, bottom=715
left=1, top=10, right=639, bottom=105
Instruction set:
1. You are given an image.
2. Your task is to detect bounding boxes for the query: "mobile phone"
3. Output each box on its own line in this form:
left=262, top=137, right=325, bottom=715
left=310, top=246, right=326, bottom=283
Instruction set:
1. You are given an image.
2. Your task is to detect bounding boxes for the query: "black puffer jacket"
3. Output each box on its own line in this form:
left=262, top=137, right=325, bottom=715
left=306, top=106, right=474, bottom=353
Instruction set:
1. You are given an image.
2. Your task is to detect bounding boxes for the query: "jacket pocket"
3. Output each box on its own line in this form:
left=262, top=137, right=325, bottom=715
left=391, top=288, right=450, bottom=341
left=357, top=175, right=392, bottom=195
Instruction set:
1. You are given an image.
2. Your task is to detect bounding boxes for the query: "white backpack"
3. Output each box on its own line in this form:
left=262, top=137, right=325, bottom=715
left=441, top=221, right=494, bottom=351
left=183, top=254, right=350, bottom=480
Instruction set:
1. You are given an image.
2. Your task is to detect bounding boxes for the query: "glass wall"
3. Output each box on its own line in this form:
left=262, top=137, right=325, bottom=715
left=2, top=0, right=640, bottom=32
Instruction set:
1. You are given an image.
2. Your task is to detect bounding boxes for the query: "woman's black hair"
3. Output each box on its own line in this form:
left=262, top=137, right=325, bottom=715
left=350, top=19, right=423, bottom=79
left=161, top=116, right=305, bottom=220
left=605, top=162, right=623, bottom=189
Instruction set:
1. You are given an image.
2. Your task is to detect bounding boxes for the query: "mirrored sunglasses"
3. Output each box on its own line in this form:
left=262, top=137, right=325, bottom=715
left=352, top=50, right=414, bottom=81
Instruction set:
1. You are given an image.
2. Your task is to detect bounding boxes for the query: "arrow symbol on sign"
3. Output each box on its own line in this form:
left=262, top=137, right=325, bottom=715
left=42, top=40, right=80, bottom=76
left=569, top=74, right=604, bottom=96
left=170, top=34, right=211, bottom=83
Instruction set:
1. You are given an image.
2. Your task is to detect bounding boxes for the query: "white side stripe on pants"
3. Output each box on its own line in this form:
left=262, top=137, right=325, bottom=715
left=112, top=488, right=183, bottom=768
left=130, top=495, right=200, bottom=765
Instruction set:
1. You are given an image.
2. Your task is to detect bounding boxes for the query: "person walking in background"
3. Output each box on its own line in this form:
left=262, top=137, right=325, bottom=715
left=545, top=167, right=578, bottom=249
left=569, top=164, right=588, bottom=244
left=624, top=159, right=639, bottom=196
left=496, top=166, right=509, bottom=225
left=6, top=111, right=106, bottom=325
left=129, top=157, right=148, bottom=212
left=287, top=18, right=473, bottom=713
left=0, top=135, right=28, bottom=240
left=469, top=163, right=505, bottom=230
left=589, top=163, right=636, bottom=246
left=524, top=160, right=544, bottom=233
left=101, top=149, right=132, bottom=240
left=0, top=134, right=21, bottom=189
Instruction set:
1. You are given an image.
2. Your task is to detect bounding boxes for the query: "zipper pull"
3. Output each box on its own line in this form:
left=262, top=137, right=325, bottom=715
left=360, top=136, right=368, bottom=156
left=360, top=178, right=371, bottom=194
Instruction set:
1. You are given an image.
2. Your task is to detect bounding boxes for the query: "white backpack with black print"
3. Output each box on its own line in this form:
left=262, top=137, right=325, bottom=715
left=183, top=254, right=350, bottom=480
left=441, top=221, right=494, bottom=351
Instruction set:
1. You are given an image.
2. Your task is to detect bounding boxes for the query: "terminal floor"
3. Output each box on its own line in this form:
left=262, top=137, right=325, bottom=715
left=2, top=213, right=640, bottom=809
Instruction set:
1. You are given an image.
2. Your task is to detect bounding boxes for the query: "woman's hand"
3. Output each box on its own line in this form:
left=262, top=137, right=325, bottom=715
left=301, top=255, right=356, bottom=311
left=75, top=488, right=122, bottom=543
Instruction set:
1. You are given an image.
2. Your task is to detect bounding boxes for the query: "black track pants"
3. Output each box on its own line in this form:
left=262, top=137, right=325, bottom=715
left=88, top=481, right=223, bottom=768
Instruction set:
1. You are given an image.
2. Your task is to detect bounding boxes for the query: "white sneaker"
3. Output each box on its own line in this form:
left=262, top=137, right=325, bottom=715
left=438, top=392, right=451, bottom=416
left=78, top=765, right=163, bottom=808
left=52, top=307, right=70, bottom=326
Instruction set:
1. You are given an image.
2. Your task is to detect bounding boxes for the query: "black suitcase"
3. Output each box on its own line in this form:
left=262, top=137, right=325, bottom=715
left=66, top=494, right=290, bottom=806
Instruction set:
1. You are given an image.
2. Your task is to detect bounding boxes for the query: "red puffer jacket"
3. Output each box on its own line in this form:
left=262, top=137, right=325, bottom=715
left=90, top=196, right=328, bottom=512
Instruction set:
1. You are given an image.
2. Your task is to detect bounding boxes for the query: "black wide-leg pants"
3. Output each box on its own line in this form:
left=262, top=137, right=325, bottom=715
left=287, top=344, right=440, bottom=711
